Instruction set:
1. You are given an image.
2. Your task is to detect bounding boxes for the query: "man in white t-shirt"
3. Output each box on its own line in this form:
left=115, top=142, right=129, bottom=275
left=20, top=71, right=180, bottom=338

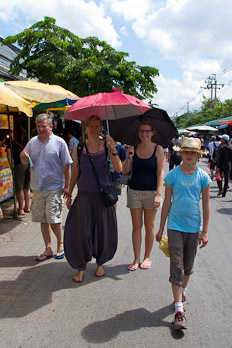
left=207, top=135, right=221, bottom=179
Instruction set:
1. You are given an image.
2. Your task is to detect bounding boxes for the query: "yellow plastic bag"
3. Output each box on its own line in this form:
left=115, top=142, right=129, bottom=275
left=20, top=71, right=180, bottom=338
left=159, top=236, right=170, bottom=257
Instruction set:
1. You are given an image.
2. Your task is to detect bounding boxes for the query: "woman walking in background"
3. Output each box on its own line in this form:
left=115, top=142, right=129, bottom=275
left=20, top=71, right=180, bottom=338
left=123, top=120, right=165, bottom=271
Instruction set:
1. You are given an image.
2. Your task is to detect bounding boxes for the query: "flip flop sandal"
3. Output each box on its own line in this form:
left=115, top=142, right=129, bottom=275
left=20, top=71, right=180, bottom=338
left=55, top=250, right=65, bottom=259
left=35, top=254, right=53, bottom=262
left=140, top=260, right=152, bottom=269
left=128, top=263, right=139, bottom=271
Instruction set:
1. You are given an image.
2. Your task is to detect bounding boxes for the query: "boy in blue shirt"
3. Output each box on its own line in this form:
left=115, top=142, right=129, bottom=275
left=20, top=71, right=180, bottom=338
left=156, top=137, right=211, bottom=330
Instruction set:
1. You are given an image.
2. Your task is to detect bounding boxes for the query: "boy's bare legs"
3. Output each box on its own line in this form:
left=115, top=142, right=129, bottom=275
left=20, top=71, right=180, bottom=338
left=172, top=275, right=190, bottom=303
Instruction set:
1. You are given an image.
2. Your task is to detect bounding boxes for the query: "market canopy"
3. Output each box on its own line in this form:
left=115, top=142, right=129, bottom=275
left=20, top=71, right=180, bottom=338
left=218, top=118, right=232, bottom=125
left=4, top=80, right=79, bottom=107
left=203, top=115, right=232, bottom=126
left=0, top=82, right=32, bottom=117
left=186, top=125, right=218, bottom=132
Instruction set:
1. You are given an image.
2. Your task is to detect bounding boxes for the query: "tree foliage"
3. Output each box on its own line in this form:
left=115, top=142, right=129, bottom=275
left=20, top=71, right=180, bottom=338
left=174, top=97, right=232, bottom=128
left=3, top=17, right=159, bottom=100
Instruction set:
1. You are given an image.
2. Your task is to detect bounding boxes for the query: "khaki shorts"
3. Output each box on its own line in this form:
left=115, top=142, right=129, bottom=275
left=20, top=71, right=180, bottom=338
left=168, top=229, right=199, bottom=286
left=31, top=190, right=64, bottom=224
left=127, top=188, right=159, bottom=210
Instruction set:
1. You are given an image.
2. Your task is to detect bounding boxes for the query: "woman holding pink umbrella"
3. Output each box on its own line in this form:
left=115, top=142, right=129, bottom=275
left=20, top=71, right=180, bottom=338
left=64, top=115, right=122, bottom=282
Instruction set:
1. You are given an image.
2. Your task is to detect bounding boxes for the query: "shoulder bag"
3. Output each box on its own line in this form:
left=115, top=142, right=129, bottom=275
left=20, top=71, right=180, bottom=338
left=85, top=143, right=118, bottom=207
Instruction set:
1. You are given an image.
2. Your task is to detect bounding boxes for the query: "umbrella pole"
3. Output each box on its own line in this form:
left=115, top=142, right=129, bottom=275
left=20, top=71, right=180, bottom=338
left=7, top=107, right=18, bottom=219
left=28, top=115, right=30, bottom=141
left=106, top=120, right=110, bottom=136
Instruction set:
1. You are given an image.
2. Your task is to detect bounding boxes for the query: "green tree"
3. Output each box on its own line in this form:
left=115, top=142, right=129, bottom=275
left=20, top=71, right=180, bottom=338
left=3, top=17, right=159, bottom=100
left=175, top=97, right=232, bottom=128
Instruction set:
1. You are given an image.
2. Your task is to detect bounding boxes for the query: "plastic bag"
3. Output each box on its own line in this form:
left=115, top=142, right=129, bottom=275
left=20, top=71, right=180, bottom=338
left=215, top=172, right=222, bottom=181
left=159, top=236, right=170, bottom=257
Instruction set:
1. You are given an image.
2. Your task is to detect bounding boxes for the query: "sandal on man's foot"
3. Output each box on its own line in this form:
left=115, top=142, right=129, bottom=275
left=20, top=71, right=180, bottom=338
left=55, top=249, right=65, bottom=259
left=35, top=254, right=53, bottom=262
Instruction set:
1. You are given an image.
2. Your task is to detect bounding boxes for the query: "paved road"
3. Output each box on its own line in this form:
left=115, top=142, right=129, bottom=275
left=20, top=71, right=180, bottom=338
left=0, top=158, right=231, bottom=348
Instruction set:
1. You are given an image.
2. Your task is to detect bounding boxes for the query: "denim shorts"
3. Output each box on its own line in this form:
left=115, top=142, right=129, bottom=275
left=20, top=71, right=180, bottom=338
left=127, top=188, right=159, bottom=210
left=168, top=229, right=199, bottom=286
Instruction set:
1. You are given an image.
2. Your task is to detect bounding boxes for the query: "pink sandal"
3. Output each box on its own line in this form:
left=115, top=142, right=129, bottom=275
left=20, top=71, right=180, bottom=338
left=140, top=260, right=152, bottom=269
left=128, top=263, right=139, bottom=271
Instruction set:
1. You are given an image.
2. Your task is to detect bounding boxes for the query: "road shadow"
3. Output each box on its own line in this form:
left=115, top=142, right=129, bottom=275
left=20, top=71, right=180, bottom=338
left=0, top=217, right=28, bottom=235
left=81, top=305, right=185, bottom=343
left=216, top=208, right=232, bottom=215
left=0, top=260, right=129, bottom=319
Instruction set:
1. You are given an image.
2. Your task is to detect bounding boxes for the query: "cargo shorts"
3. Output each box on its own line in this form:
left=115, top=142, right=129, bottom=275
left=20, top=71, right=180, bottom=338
left=168, top=229, right=199, bottom=286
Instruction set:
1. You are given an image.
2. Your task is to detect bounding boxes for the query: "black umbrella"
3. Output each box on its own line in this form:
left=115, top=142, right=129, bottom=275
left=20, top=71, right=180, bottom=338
left=104, top=107, right=177, bottom=148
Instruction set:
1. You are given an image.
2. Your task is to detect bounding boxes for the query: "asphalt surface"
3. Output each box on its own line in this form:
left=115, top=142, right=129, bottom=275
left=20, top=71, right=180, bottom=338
left=0, top=158, right=232, bottom=348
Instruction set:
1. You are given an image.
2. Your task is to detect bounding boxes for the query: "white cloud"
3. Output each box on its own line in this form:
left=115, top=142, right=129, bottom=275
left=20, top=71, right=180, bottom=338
left=0, top=0, right=121, bottom=48
left=110, top=0, right=151, bottom=20
left=120, top=26, right=128, bottom=36
left=1, top=0, right=232, bottom=117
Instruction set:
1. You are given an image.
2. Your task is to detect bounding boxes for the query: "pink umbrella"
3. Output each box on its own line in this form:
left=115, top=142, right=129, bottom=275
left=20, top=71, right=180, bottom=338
left=65, top=92, right=151, bottom=122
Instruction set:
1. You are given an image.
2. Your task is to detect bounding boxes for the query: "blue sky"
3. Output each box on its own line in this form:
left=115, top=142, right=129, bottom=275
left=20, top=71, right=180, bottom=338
left=1, top=0, right=232, bottom=117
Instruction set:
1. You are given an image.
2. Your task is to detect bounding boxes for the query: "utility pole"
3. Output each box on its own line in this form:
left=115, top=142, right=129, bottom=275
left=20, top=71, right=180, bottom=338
left=201, top=74, right=224, bottom=108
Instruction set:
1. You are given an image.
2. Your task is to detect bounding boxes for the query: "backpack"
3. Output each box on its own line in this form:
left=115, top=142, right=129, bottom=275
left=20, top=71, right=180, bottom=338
left=213, top=142, right=219, bottom=160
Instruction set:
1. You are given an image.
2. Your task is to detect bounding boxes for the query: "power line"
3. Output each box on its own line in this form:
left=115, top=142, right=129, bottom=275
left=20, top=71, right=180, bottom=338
left=201, top=74, right=224, bottom=108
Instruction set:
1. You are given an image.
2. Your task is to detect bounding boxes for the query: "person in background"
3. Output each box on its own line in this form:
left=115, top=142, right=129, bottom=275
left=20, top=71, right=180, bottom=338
left=168, top=134, right=182, bottom=171
left=216, top=134, right=232, bottom=197
left=67, top=130, right=79, bottom=171
left=163, top=147, right=169, bottom=161
left=156, top=137, right=210, bottom=331
left=111, top=142, right=127, bottom=209
left=123, top=120, right=165, bottom=271
left=6, top=139, right=30, bottom=215
left=20, top=113, right=72, bottom=261
left=208, top=135, right=221, bottom=179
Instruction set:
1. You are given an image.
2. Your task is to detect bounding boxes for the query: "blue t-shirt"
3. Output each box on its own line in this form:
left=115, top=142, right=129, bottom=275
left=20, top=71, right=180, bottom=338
left=69, top=137, right=79, bottom=159
left=111, top=144, right=127, bottom=182
left=164, top=166, right=211, bottom=233
left=24, top=133, right=72, bottom=191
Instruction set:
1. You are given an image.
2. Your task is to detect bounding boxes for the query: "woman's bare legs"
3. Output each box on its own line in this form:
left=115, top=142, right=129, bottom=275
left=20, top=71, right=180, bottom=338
left=129, top=208, right=143, bottom=269
left=140, top=208, right=157, bottom=268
